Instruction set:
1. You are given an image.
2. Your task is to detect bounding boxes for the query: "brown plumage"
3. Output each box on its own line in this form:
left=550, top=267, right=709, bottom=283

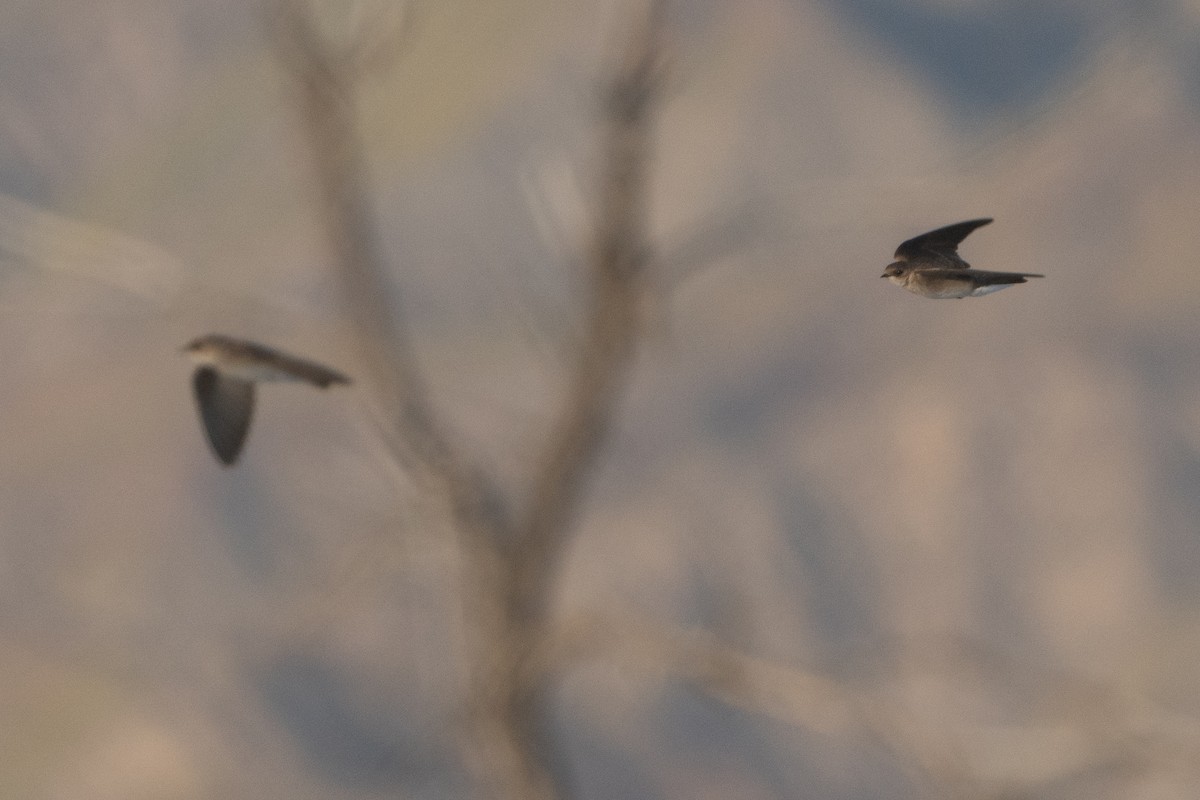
left=182, top=334, right=350, bottom=466
left=882, top=218, right=1043, bottom=299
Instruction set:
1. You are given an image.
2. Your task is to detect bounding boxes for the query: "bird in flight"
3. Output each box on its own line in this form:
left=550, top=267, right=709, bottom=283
left=881, top=218, right=1042, bottom=298
left=183, top=334, right=351, bottom=466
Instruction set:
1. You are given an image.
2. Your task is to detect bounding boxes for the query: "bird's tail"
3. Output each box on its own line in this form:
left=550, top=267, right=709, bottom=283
left=976, top=270, right=1043, bottom=285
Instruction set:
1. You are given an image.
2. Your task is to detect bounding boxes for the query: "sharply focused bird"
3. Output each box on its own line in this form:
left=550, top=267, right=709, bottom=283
left=881, top=218, right=1043, bottom=298
left=182, top=334, right=351, bottom=466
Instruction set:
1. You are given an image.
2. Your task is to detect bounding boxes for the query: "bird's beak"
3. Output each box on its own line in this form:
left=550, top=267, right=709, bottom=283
left=880, top=273, right=888, bottom=278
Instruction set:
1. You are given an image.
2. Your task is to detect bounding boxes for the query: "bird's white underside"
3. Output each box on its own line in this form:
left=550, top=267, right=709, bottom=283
left=887, top=275, right=1017, bottom=299
left=967, top=283, right=1013, bottom=297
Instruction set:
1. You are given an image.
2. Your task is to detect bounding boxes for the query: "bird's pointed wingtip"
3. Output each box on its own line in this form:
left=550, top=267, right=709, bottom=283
left=312, top=371, right=352, bottom=389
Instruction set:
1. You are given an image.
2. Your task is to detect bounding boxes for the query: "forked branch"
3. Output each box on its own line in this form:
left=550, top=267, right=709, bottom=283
left=511, top=0, right=667, bottom=624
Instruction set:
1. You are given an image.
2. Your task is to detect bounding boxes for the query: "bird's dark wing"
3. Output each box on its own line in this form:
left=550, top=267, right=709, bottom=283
left=193, top=367, right=255, bottom=466
left=894, top=218, right=993, bottom=261
left=958, top=268, right=1043, bottom=285
left=233, top=339, right=351, bottom=388
left=914, top=268, right=1041, bottom=287
left=277, top=356, right=351, bottom=388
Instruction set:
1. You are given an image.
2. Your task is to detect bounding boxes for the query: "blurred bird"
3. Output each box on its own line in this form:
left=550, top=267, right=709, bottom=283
left=183, top=334, right=351, bottom=466
left=881, top=218, right=1042, bottom=298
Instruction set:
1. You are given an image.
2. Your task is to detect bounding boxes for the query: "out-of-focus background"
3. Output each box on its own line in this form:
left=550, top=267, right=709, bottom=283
left=4, top=0, right=1200, bottom=798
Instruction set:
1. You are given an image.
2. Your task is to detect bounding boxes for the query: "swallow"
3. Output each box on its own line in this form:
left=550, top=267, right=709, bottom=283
left=183, top=334, right=351, bottom=466
left=881, top=218, right=1042, bottom=298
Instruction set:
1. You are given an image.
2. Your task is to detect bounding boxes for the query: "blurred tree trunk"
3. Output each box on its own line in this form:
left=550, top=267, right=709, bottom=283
left=272, top=2, right=664, bottom=797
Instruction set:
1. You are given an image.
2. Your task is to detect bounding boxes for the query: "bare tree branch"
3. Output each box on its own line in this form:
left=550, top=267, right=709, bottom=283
left=464, top=7, right=671, bottom=798
left=272, top=1, right=670, bottom=796
left=511, top=0, right=667, bottom=625
left=269, top=0, right=512, bottom=551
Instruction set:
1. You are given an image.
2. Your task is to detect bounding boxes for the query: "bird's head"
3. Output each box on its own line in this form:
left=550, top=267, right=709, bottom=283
left=881, top=262, right=908, bottom=283
left=182, top=334, right=226, bottom=364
